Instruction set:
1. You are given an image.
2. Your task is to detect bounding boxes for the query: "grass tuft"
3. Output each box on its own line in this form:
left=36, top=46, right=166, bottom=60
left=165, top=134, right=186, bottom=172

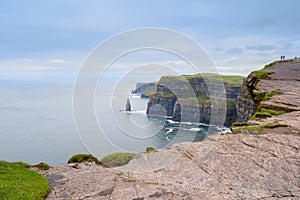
left=262, top=89, right=282, bottom=101
left=161, top=92, right=175, bottom=98
left=252, top=70, right=274, bottom=79
left=250, top=108, right=286, bottom=120
left=100, top=152, right=135, bottom=168
left=263, top=61, right=279, bottom=70
left=122, top=178, right=136, bottom=182
left=145, top=147, right=157, bottom=153
left=67, top=154, right=99, bottom=164
left=31, top=162, right=51, bottom=170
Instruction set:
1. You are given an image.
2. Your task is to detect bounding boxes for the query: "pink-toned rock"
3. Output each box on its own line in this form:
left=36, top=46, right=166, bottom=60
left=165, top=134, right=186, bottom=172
left=42, top=131, right=300, bottom=200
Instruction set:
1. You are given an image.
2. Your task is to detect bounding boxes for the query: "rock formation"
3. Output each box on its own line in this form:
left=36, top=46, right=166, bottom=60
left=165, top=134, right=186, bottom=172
left=131, top=82, right=156, bottom=98
left=125, top=99, right=131, bottom=111
left=146, top=74, right=243, bottom=127
left=232, top=58, right=300, bottom=133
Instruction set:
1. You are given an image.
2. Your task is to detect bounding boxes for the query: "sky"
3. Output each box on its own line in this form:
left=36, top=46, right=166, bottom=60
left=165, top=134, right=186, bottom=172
left=0, top=0, right=300, bottom=78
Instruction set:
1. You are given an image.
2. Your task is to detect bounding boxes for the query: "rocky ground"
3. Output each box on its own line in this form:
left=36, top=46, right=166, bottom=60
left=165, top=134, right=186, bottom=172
left=249, top=58, right=300, bottom=129
left=39, top=59, right=300, bottom=200
left=40, top=130, right=300, bottom=200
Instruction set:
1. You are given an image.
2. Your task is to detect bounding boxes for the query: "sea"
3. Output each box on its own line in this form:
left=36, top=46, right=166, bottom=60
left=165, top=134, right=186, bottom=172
left=0, top=77, right=229, bottom=166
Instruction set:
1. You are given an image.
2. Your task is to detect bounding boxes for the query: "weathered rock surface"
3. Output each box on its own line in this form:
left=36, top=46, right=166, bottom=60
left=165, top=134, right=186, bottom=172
left=43, top=130, right=300, bottom=200
left=234, top=58, right=300, bottom=132
left=237, top=59, right=300, bottom=122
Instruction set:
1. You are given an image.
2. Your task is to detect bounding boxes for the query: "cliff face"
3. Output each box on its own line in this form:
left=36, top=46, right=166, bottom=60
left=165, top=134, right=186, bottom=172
left=232, top=58, right=300, bottom=133
left=236, top=74, right=259, bottom=121
left=146, top=93, right=177, bottom=117
left=146, top=74, right=243, bottom=127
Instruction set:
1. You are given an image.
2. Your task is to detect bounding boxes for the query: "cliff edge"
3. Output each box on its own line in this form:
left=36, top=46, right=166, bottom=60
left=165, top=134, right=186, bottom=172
left=233, top=58, right=300, bottom=133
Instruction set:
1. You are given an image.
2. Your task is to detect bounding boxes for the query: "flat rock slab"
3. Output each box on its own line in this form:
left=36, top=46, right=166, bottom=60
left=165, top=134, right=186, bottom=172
left=42, top=131, right=300, bottom=200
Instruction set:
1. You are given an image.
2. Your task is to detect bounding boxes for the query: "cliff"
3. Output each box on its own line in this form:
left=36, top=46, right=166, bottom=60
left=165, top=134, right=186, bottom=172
left=40, top=59, right=300, bottom=200
left=146, top=74, right=243, bottom=127
left=232, top=58, right=300, bottom=133
left=131, top=82, right=156, bottom=98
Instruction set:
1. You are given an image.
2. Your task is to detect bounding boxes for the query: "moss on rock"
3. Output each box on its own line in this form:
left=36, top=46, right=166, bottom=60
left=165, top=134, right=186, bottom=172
left=67, top=154, right=100, bottom=164
left=100, top=152, right=135, bottom=168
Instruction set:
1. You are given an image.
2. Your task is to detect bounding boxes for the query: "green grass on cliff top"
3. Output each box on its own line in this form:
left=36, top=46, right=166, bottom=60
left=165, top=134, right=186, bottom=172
left=0, top=161, right=50, bottom=200
left=163, top=73, right=244, bottom=87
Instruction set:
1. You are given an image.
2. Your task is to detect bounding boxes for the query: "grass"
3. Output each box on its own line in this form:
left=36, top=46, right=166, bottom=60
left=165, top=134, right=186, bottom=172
left=197, top=96, right=211, bottom=104
left=31, top=162, right=51, bottom=170
left=263, top=61, right=279, bottom=70
left=250, top=61, right=280, bottom=80
left=122, top=178, right=136, bottom=183
left=261, top=108, right=285, bottom=116
left=227, top=100, right=236, bottom=107
left=262, top=89, right=282, bottom=101
left=254, top=89, right=282, bottom=103
left=220, top=75, right=244, bottom=87
left=145, top=147, right=157, bottom=153
left=161, top=92, right=175, bottom=98
left=250, top=108, right=286, bottom=120
left=0, top=161, right=50, bottom=200
left=232, top=123, right=289, bottom=134
left=241, top=125, right=263, bottom=132
left=263, top=123, right=288, bottom=128
left=252, top=70, right=274, bottom=79
left=184, top=73, right=244, bottom=87
left=177, top=96, right=234, bottom=107
left=100, top=152, right=135, bottom=168
left=154, top=73, right=244, bottom=102
left=231, top=122, right=249, bottom=127
left=143, top=87, right=156, bottom=97
left=67, top=154, right=100, bottom=164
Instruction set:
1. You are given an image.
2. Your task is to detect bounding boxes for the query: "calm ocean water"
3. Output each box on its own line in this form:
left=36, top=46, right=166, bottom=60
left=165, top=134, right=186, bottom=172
left=0, top=78, right=229, bottom=166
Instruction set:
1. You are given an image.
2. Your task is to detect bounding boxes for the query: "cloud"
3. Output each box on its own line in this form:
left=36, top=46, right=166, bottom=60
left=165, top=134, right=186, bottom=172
left=225, top=47, right=243, bottom=54
left=1, top=1, right=300, bottom=78
left=48, top=59, right=70, bottom=64
left=246, top=44, right=277, bottom=51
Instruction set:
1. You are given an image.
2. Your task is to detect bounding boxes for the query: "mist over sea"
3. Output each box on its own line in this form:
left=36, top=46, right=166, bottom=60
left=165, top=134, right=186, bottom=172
left=0, top=76, right=228, bottom=166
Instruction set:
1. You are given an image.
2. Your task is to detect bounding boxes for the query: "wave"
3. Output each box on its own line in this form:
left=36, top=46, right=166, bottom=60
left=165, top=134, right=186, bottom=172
left=120, top=110, right=146, bottom=114
left=166, top=119, right=179, bottom=124
left=134, top=110, right=147, bottom=114
left=166, top=128, right=174, bottom=134
left=130, top=94, right=141, bottom=99
left=184, top=127, right=202, bottom=132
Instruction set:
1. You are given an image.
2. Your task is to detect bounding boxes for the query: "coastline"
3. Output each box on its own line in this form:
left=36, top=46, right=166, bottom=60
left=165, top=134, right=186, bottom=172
left=2, top=59, right=300, bottom=199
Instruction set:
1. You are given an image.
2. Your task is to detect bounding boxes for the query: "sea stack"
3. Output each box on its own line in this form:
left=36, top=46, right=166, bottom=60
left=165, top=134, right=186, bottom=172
left=125, top=99, right=131, bottom=111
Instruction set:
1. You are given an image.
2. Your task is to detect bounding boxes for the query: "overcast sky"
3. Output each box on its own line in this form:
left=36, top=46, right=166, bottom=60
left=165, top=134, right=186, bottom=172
left=1, top=0, right=299, bottom=78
